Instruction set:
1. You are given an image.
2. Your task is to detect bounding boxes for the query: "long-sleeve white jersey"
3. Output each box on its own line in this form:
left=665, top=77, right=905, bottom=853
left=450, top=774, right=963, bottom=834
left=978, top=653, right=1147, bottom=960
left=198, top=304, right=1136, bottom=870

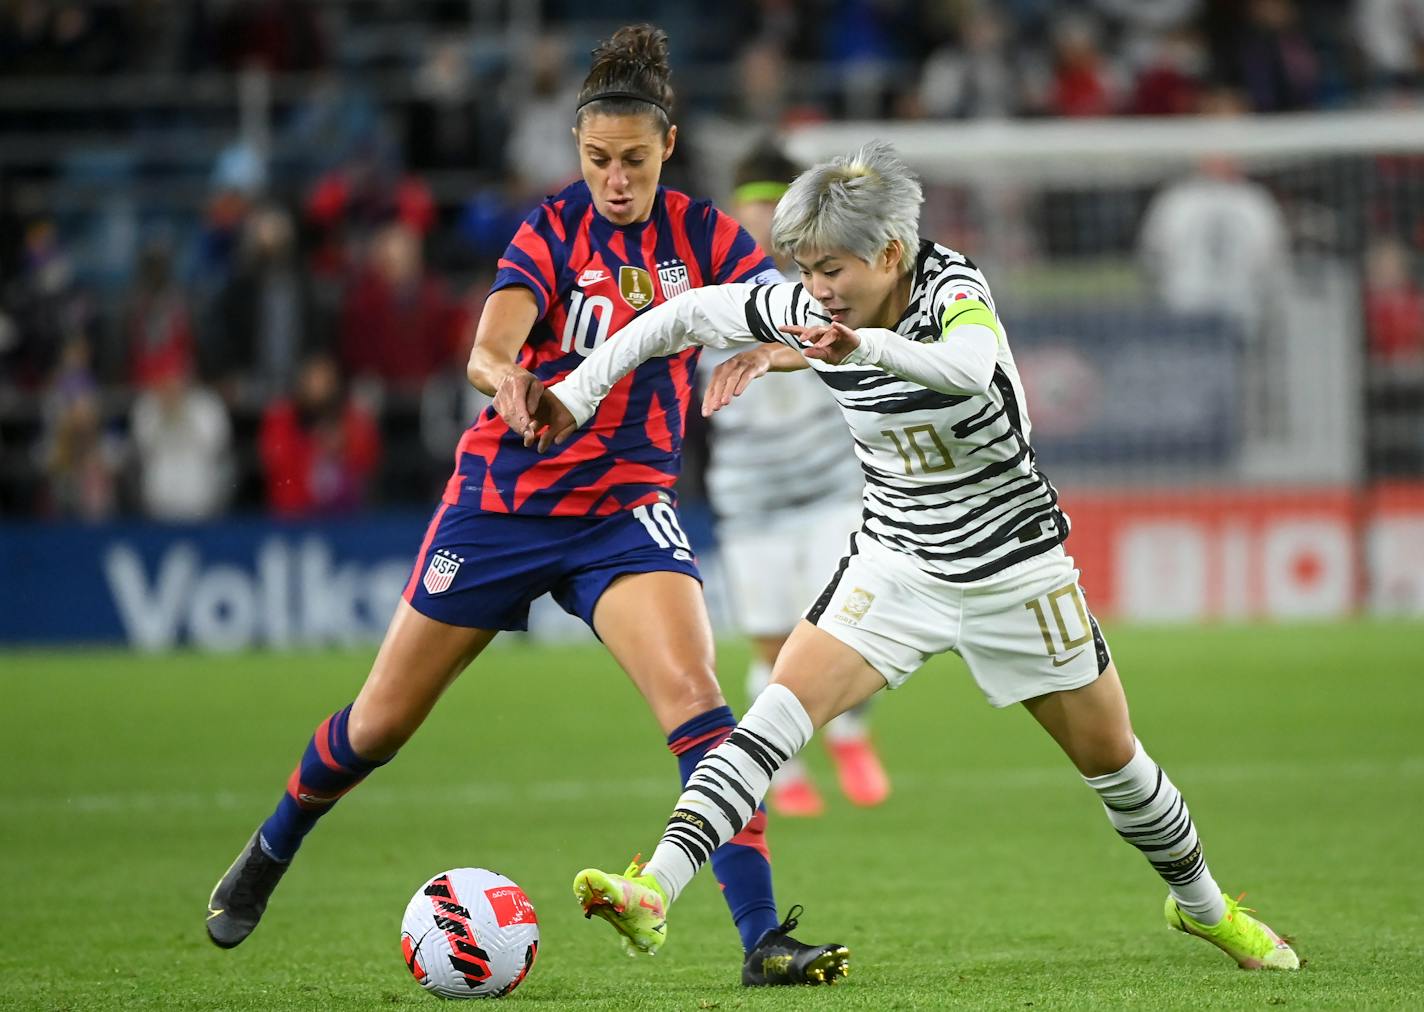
left=552, top=240, right=1068, bottom=583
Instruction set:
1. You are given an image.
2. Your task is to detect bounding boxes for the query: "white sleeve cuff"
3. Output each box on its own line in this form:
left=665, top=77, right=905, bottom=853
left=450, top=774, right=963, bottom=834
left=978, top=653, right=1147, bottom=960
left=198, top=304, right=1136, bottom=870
left=548, top=381, right=597, bottom=428
left=839, top=327, right=885, bottom=367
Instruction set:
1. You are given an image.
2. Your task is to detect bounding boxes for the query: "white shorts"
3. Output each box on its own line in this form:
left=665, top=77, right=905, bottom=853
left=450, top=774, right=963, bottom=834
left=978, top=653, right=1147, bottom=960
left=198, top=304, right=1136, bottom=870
left=807, top=535, right=1111, bottom=707
left=719, top=500, right=863, bottom=637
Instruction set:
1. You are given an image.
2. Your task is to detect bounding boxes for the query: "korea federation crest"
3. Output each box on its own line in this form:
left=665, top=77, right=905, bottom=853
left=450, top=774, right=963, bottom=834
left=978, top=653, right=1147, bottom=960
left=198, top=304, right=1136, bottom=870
left=422, top=548, right=464, bottom=595
left=619, top=265, right=654, bottom=310
left=834, top=587, right=876, bottom=626
left=656, top=259, right=691, bottom=300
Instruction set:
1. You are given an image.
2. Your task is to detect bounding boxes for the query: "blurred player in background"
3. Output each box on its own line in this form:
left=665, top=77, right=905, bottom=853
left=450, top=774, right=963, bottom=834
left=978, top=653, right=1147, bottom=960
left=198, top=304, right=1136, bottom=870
left=206, top=24, right=848, bottom=986
left=510, top=141, right=1300, bottom=975
left=704, top=140, right=888, bottom=816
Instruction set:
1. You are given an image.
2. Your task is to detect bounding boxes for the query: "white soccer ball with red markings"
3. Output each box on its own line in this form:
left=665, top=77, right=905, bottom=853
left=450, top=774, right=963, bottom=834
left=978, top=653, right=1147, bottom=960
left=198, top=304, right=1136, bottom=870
left=400, top=868, right=539, bottom=999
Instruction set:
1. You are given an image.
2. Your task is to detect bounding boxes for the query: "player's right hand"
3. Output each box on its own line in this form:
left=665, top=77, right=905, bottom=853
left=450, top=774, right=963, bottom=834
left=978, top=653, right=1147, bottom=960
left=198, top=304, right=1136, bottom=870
left=702, top=346, right=773, bottom=416
left=493, top=368, right=542, bottom=440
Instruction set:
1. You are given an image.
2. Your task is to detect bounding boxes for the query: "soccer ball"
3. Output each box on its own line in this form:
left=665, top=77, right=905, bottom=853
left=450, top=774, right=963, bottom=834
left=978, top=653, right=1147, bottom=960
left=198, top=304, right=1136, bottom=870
left=400, top=868, right=539, bottom=999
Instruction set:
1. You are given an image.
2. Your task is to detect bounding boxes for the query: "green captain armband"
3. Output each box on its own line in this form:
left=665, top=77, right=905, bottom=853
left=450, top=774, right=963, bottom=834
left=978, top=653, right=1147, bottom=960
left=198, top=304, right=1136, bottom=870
left=939, top=298, right=1002, bottom=343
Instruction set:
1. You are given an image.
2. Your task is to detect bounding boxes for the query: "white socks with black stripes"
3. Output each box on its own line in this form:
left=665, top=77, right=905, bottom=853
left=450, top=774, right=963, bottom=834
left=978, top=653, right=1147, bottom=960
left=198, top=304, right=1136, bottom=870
left=644, top=697, right=1227, bottom=925
left=746, top=659, right=812, bottom=786
left=645, top=684, right=814, bottom=904
left=1084, top=739, right=1228, bottom=925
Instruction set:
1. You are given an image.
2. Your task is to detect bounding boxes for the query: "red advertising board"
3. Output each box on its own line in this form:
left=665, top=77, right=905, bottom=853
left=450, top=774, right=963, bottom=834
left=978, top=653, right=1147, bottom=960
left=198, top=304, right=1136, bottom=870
left=1059, top=484, right=1424, bottom=620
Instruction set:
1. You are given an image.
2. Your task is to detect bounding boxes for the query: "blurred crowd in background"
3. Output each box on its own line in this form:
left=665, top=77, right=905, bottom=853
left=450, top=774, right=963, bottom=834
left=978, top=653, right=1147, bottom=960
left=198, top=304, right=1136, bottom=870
left=2, top=0, right=1423, bottom=523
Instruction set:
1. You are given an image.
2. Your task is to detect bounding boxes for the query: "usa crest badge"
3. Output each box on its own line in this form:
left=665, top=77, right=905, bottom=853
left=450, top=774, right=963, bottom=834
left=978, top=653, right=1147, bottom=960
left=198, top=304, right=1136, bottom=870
left=619, top=265, right=654, bottom=310
left=422, top=549, right=464, bottom=595
left=656, top=259, right=691, bottom=300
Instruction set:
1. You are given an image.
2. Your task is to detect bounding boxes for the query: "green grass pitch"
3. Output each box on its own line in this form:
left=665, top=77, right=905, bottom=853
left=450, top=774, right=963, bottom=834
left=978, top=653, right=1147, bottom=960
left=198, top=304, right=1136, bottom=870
left=2, top=622, right=1422, bottom=1010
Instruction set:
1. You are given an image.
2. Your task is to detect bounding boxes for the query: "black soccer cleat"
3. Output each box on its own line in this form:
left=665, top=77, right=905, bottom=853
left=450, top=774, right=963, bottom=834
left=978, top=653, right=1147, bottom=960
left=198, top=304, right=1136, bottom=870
left=741, top=905, right=850, bottom=986
left=206, top=830, right=291, bottom=949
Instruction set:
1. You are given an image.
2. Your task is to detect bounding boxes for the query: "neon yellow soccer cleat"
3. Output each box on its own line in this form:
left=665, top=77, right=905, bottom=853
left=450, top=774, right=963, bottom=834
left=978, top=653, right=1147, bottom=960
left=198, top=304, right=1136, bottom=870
left=1166, top=892, right=1299, bottom=970
left=573, top=857, right=669, bottom=956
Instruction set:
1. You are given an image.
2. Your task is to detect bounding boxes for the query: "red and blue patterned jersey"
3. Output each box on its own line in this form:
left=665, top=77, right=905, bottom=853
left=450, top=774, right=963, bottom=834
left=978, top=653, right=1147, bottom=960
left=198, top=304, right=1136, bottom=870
left=443, top=181, right=775, bottom=517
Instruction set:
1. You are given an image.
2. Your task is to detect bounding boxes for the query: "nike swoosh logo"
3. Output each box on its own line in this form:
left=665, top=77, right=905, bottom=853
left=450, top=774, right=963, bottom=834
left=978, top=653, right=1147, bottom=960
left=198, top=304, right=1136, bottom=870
left=577, top=271, right=608, bottom=287
left=1051, top=650, right=1085, bottom=668
left=207, top=907, right=224, bottom=921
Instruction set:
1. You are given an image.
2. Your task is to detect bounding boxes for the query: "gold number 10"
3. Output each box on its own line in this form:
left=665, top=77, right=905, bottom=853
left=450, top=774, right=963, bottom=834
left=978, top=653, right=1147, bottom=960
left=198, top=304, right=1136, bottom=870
left=1024, top=583, right=1093, bottom=658
left=881, top=424, right=955, bottom=475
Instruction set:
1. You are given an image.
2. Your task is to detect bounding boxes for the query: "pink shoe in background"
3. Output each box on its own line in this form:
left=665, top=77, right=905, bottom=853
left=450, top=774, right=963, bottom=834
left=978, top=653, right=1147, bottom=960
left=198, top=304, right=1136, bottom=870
left=827, top=738, right=890, bottom=807
left=769, top=776, right=825, bottom=817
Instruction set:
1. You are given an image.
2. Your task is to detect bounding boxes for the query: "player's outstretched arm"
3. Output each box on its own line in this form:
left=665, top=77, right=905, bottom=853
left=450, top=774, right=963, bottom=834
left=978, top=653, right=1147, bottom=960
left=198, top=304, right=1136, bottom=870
left=545, top=284, right=764, bottom=432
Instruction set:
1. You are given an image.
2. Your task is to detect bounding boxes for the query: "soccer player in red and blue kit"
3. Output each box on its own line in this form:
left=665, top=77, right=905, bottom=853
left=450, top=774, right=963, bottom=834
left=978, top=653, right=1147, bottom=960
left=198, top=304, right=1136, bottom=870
left=206, top=24, right=849, bottom=987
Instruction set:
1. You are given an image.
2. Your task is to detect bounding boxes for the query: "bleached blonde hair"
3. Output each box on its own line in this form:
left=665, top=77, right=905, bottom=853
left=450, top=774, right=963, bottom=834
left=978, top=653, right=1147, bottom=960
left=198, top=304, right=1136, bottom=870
left=770, top=140, right=922, bottom=274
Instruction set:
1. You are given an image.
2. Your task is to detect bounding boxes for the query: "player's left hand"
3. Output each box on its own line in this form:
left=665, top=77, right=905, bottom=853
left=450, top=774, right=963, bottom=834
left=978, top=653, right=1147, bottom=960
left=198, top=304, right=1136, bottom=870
left=780, top=321, right=860, bottom=365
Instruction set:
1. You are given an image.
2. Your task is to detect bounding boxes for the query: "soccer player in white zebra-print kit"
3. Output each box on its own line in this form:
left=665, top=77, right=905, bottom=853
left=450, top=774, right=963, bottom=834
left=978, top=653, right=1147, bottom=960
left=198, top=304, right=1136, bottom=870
left=702, top=140, right=889, bottom=817
left=498, top=140, right=1300, bottom=975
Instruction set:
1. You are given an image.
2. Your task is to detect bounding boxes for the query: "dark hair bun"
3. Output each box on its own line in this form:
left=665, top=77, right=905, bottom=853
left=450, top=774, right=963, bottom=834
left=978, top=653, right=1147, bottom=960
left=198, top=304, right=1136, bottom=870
left=577, top=23, right=674, bottom=128
left=592, top=25, right=669, bottom=84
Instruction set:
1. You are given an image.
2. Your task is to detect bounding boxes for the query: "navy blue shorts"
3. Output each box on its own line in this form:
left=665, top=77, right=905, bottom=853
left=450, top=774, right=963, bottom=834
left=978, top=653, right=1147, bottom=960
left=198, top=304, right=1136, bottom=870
left=402, top=501, right=702, bottom=632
